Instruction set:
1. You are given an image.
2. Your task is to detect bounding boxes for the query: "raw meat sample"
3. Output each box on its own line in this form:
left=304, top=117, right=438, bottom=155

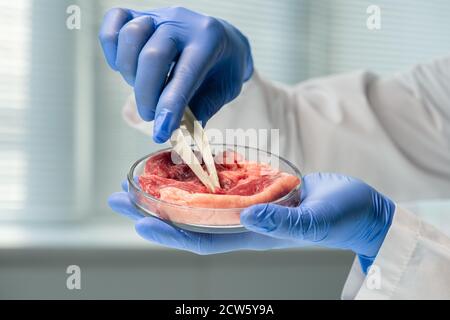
left=138, top=150, right=300, bottom=210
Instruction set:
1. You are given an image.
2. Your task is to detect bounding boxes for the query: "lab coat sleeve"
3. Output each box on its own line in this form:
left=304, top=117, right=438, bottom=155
left=230, top=57, right=450, bottom=201
left=341, top=205, right=450, bottom=299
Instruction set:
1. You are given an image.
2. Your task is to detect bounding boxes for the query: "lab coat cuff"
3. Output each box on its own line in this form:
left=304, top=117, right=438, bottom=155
left=341, top=205, right=421, bottom=299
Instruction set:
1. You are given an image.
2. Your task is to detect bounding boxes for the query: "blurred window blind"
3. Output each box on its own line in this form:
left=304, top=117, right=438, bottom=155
left=306, top=0, right=450, bottom=77
left=0, top=0, right=449, bottom=221
left=0, top=0, right=78, bottom=221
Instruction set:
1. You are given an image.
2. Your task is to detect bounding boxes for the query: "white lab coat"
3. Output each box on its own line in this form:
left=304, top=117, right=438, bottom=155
left=123, top=56, right=450, bottom=299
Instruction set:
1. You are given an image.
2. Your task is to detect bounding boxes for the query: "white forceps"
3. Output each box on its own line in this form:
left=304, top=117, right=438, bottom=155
left=170, top=108, right=220, bottom=192
left=164, top=63, right=220, bottom=192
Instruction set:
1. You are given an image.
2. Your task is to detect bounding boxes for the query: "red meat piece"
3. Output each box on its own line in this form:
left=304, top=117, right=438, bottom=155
left=139, top=150, right=300, bottom=209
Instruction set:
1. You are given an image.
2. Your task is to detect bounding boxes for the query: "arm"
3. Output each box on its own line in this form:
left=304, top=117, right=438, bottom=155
left=342, top=206, right=450, bottom=299
left=212, top=57, right=450, bottom=200
left=109, top=171, right=450, bottom=299
left=124, top=57, right=450, bottom=201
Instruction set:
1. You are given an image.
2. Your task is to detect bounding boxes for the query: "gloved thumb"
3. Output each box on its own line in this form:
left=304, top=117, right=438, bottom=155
left=240, top=203, right=326, bottom=242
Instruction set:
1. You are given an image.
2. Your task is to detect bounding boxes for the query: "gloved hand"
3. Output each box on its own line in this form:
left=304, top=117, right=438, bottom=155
left=98, top=7, right=253, bottom=143
left=109, top=173, right=395, bottom=272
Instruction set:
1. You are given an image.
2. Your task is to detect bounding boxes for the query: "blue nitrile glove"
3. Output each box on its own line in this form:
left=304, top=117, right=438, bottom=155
left=108, top=173, right=395, bottom=273
left=241, top=173, right=395, bottom=273
left=98, top=7, right=253, bottom=143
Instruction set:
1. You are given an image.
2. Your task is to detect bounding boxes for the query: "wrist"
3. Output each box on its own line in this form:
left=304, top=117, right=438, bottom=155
left=218, top=18, right=253, bottom=82
left=357, top=254, right=376, bottom=274
left=357, top=196, right=396, bottom=272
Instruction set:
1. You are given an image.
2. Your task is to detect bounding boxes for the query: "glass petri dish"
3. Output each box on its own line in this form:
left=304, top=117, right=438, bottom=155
left=128, top=144, right=302, bottom=234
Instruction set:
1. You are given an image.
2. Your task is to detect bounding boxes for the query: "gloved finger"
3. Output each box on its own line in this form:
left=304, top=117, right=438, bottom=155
left=152, top=45, right=217, bottom=143
left=134, top=27, right=179, bottom=121
left=98, top=8, right=133, bottom=70
left=121, top=180, right=128, bottom=192
left=116, top=15, right=155, bottom=86
left=108, top=192, right=145, bottom=221
left=240, top=203, right=325, bottom=242
left=121, top=176, right=139, bottom=192
left=135, top=217, right=301, bottom=254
